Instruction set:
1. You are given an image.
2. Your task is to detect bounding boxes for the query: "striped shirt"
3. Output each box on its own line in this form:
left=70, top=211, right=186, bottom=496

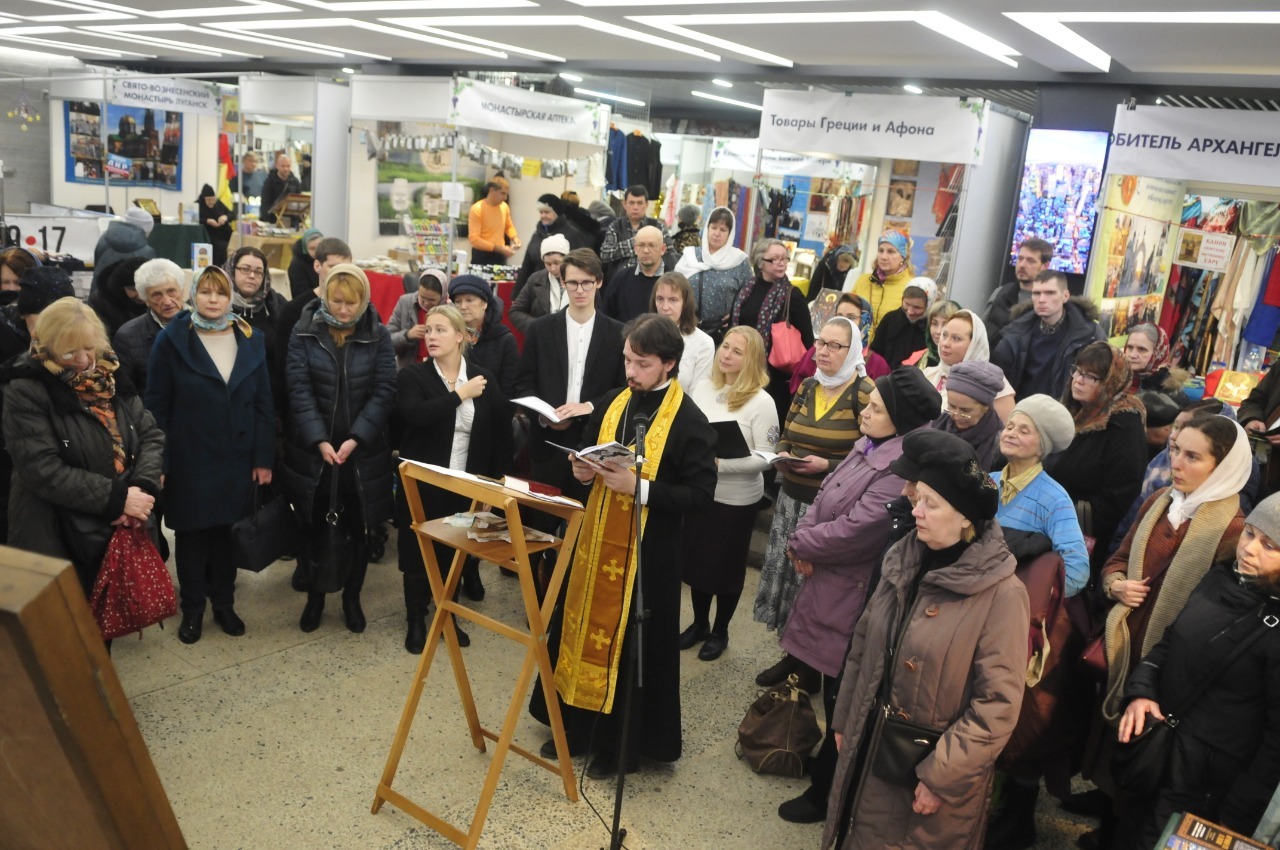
left=776, top=375, right=871, bottom=503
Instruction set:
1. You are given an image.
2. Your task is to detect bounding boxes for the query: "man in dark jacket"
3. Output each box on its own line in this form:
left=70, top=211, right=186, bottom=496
left=984, top=237, right=1051, bottom=347
left=113, top=258, right=186, bottom=397
left=991, top=270, right=1106, bottom=401
left=91, top=210, right=155, bottom=292
left=602, top=225, right=665, bottom=324
left=260, top=153, right=302, bottom=223
left=448, top=274, right=518, bottom=398
left=86, top=256, right=148, bottom=336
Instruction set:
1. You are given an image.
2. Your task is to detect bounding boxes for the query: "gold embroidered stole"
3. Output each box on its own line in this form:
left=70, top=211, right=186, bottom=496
left=554, top=382, right=683, bottom=713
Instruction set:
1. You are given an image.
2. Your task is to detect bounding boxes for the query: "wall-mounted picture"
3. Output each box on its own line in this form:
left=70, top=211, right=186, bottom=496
left=887, top=181, right=916, bottom=217
left=65, top=101, right=182, bottom=191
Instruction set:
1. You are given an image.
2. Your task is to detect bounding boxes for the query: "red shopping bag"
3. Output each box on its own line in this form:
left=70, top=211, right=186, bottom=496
left=89, top=524, right=177, bottom=640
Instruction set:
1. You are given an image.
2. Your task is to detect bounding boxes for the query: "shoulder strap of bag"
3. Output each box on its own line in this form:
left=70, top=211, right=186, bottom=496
left=1164, top=602, right=1278, bottom=723
left=326, top=469, right=342, bottom=524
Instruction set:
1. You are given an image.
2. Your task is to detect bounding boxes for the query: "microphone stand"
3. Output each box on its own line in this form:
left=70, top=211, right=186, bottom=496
left=605, top=421, right=646, bottom=850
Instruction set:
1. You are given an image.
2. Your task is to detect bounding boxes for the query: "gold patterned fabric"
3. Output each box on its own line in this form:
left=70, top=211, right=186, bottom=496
left=554, top=382, right=683, bottom=713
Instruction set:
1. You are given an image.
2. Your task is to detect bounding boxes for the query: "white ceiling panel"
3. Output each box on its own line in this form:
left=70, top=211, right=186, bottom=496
left=1074, top=22, right=1280, bottom=76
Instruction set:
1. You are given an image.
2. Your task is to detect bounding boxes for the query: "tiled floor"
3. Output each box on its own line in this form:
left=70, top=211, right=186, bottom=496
left=112, top=516, right=1097, bottom=849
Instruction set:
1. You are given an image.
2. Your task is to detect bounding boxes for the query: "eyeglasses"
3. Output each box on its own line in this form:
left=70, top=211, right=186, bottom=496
left=1070, top=366, right=1102, bottom=386
left=562, top=280, right=596, bottom=291
left=813, top=339, right=849, bottom=352
left=944, top=405, right=976, bottom=422
left=763, top=255, right=790, bottom=264
left=234, top=265, right=265, bottom=279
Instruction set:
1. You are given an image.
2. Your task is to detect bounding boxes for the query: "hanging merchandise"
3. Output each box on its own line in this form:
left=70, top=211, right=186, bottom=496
left=5, top=82, right=41, bottom=131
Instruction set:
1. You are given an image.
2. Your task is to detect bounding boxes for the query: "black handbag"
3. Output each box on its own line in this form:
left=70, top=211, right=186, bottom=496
left=309, top=471, right=355, bottom=594
left=1112, top=603, right=1278, bottom=797
left=870, top=601, right=944, bottom=789
left=230, top=484, right=295, bottom=572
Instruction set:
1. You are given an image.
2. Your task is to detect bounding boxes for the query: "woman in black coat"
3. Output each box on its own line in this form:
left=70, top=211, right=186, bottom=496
left=197, top=184, right=234, bottom=267
left=283, top=264, right=396, bottom=635
left=1114, top=493, right=1280, bottom=850
left=4, top=297, right=163, bottom=601
left=396, top=303, right=512, bottom=653
left=1044, top=341, right=1148, bottom=584
left=147, top=267, right=275, bottom=645
left=228, top=246, right=289, bottom=413
left=286, top=228, right=323, bottom=302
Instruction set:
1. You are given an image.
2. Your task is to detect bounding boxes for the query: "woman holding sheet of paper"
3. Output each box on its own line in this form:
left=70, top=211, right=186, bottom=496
left=395, top=304, right=512, bottom=654
left=678, top=326, right=778, bottom=661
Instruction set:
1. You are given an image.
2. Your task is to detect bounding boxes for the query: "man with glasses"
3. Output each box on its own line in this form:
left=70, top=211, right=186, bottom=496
left=603, top=225, right=666, bottom=323
left=598, top=184, right=677, bottom=282
left=516, top=248, right=626, bottom=507
left=992, top=269, right=1104, bottom=401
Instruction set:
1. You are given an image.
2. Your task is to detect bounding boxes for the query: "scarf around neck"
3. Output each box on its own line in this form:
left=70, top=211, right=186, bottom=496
left=1068, top=347, right=1145, bottom=435
left=52, top=354, right=125, bottom=473
left=1128, top=325, right=1172, bottom=392
left=731, top=273, right=792, bottom=349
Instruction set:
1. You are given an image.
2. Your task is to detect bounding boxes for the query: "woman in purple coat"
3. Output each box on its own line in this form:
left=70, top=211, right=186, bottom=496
left=775, top=367, right=943, bottom=824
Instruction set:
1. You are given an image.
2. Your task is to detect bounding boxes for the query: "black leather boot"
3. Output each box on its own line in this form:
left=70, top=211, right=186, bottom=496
left=405, top=612, right=427, bottom=654
left=342, top=594, right=366, bottom=633
left=985, top=779, right=1039, bottom=850
left=299, top=593, right=325, bottom=633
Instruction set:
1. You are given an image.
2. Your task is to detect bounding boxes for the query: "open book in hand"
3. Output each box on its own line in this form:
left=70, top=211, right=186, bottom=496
left=751, top=450, right=801, bottom=467
left=545, top=440, right=636, bottom=467
left=513, top=396, right=580, bottom=424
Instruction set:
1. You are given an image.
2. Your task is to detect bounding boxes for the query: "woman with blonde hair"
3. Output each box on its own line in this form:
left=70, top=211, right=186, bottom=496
left=650, top=271, right=714, bottom=388
left=679, top=326, right=778, bottom=660
left=147, top=267, right=275, bottom=644
left=395, top=303, right=511, bottom=652
left=283, top=264, right=396, bottom=635
left=5, top=297, right=164, bottom=604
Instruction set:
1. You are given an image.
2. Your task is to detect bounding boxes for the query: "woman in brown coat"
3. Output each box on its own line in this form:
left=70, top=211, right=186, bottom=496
left=822, top=430, right=1030, bottom=850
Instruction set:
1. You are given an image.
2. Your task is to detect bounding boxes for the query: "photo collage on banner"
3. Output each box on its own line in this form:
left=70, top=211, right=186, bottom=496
left=1086, top=173, right=1185, bottom=341
left=64, top=101, right=182, bottom=190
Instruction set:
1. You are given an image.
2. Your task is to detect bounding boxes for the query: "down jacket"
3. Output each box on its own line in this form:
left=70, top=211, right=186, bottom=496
left=3, top=353, right=163, bottom=589
left=991, top=297, right=1106, bottom=401
left=822, top=522, right=1030, bottom=850
left=146, top=313, right=274, bottom=531
left=282, top=301, right=396, bottom=526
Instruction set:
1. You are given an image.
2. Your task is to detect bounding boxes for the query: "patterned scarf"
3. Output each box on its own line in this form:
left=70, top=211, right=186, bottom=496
left=64, top=357, right=125, bottom=473
left=1128, top=325, right=1172, bottom=392
left=1066, top=346, right=1147, bottom=435
left=731, top=273, right=792, bottom=348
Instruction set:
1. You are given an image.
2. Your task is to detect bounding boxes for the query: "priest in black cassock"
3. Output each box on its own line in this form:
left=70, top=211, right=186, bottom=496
left=530, top=313, right=717, bottom=780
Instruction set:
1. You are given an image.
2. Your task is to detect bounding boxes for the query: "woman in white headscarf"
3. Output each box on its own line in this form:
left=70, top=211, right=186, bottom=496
left=674, top=205, right=752, bottom=342
left=922, top=307, right=1016, bottom=421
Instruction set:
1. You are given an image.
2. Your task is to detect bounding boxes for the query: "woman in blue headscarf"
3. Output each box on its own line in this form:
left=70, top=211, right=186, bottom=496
left=852, top=230, right=914, bottom=342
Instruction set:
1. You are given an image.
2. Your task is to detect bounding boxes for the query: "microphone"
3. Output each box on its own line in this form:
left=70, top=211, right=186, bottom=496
left=634, top=422, right=647, bottom=463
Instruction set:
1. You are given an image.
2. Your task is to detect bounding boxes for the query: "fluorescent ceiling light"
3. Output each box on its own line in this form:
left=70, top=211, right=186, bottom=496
left=574, top=87, right=645, bottom=107
left=82, top=24, right=260, bottom=56
left=629, top=11, right=1017, bottom=68
left=342, top=66, right=356, bottom=73
left=0, top=31, right=153, bottom=57
left=354, top=20, right=506, bottom=57
left=387, top=22, right=566, bottom=61
left=0, top=44, right=85, bottom=65
left=1004, top=13, right=1109, bottom=72
left=383, top=15, right=720, bottom=61
left=49, top=0, right=297, bottom=20
left=293, top=0, right=533, bottom=9
left=559, top=72, right=583, bottom=82
left=188, top=24, right=348, bottom=57
left=691, top=89, right=761, bottom=111
left=712, top=78, right=732, bottom=88
left=903, top=84, right=923, bottom=94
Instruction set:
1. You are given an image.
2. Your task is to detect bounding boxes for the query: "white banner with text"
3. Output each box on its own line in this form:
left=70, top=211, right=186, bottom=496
left=449, top=78, right=609, bottom=147
left=759, top=91, right=988, bottom=165
left=711, top=138, right=868, bottom=180
left=1110, top=105, right=1280, bottom=188
left=110, top=77, right=218, bottom=115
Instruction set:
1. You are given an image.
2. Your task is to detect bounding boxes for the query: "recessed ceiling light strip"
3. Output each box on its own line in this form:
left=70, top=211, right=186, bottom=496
left=292, top=0, right=535, bottom=10
left=573, top=87, right=644, bottom=107
left=353, top=20, right=507, bottom=57
left=64, top=0, right=297, bottom=19
left=690, top=90, right=761, bottom=111
left=387, top=22, right=565, bottom=61
left=0, top=31, right=152, bottom=57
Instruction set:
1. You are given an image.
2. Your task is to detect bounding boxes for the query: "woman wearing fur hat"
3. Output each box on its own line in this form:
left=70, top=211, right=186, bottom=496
left=820, top=428, right=1029, bottom=850
left=146, top=267, right=274, bottom=644
left=282, top=264, right=396, bottom=636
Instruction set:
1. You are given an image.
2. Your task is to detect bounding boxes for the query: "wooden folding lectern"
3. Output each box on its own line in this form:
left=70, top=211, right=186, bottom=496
left=372, top=462, right=585, bottom=849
